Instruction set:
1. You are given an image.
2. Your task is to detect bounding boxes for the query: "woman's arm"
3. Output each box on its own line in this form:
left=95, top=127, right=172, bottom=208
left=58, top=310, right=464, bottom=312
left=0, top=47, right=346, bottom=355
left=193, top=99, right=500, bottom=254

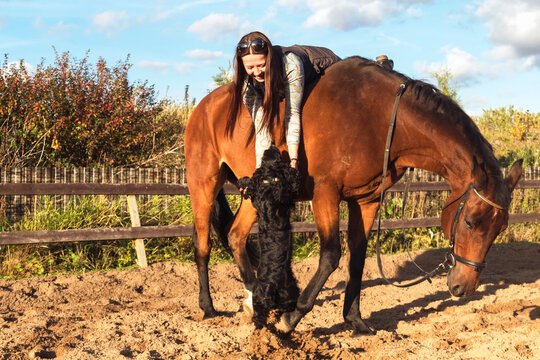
left=283, top=52, right=304, bottom=168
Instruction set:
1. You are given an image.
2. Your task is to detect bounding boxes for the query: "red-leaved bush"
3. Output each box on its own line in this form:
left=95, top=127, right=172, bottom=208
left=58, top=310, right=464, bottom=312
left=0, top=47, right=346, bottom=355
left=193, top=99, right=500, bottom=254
left=0, top=51, right=182, bottom=167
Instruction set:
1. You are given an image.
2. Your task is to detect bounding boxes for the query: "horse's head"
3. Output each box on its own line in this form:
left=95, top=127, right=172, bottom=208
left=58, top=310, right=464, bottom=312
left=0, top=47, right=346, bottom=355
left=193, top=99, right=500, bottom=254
left=441, top=159, right=522, bottom=297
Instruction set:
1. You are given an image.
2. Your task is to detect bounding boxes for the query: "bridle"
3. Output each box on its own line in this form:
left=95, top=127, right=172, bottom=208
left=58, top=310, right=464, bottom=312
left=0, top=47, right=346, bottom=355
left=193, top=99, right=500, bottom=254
left=443, top=183, right=506, bottom=272
left=375, top=80, right=507, bottom=287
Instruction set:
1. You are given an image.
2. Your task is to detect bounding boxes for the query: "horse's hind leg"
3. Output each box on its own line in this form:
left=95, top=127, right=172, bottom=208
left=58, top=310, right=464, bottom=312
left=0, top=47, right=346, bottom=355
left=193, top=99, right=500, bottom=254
left=343, top=200, right=379, bottom=335
left=277, top=182, right=342, bottom=332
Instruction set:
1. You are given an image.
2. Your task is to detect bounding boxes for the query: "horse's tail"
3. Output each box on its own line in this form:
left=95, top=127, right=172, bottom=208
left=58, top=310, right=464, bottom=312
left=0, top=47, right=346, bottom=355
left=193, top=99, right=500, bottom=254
left=211, top=189, right=234, bottom=252
left=211, top=189, right=260, bottom=267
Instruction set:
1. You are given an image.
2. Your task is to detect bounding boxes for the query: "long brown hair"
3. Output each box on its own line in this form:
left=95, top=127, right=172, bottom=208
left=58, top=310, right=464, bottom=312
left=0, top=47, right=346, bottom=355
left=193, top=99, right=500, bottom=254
left=225, top=31, right=283, bottom=140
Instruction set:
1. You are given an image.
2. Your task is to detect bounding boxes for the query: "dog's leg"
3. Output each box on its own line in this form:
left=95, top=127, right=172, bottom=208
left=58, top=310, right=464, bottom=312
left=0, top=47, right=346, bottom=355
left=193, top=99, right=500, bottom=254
left=277, top=182, right=341, bottom=332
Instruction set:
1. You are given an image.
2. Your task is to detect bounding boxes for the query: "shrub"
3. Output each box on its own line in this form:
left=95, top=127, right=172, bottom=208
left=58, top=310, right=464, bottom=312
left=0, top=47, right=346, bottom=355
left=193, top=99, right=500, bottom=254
left=474, top=106, right=539, bottom=167
left=0, top=51, right=187, bottom=167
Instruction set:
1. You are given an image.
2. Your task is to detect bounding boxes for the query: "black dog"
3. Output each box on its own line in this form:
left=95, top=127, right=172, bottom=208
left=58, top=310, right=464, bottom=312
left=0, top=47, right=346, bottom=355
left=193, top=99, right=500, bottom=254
left=238, top=146, right=300, bottom=328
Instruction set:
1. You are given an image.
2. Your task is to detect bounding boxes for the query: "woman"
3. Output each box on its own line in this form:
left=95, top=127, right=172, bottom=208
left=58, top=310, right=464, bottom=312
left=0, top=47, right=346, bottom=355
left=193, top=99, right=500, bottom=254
left=226, top=31, right=341, bottom=170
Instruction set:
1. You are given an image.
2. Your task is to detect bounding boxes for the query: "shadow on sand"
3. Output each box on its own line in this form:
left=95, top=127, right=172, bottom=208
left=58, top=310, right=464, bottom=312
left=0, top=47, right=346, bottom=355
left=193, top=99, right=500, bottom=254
left=312, top=242, right=539, bottom=335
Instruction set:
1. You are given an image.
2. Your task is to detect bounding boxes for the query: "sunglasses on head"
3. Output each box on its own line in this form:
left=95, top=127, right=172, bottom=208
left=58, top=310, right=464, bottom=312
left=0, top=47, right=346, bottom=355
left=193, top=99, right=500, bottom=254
left=236, top=38, right=267, bottom=55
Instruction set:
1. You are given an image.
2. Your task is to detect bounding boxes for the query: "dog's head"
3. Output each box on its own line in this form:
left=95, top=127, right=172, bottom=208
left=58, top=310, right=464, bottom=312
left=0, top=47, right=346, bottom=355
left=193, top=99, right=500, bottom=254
left=238, top=146, right=299, bottom=208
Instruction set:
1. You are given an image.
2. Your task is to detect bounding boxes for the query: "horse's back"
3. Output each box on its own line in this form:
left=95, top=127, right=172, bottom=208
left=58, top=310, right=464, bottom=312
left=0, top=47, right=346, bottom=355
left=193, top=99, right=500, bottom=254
left=300, top=58, right=403, bottom=193
left=186, top=57, right=403, bottom=196
left=185, top=84, right=230, bottom=154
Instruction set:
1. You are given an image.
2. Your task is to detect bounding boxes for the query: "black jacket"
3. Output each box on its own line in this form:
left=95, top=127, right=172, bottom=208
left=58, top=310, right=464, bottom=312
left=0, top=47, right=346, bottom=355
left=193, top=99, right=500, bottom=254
left=273, top=45, right=341, bottom=87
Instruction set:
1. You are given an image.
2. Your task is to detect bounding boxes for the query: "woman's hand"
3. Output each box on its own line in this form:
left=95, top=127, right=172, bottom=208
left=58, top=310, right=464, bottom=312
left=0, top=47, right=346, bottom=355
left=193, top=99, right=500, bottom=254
left=289, top=144, right=299, bottom=170
left=290, top=158, right=298, bottom=169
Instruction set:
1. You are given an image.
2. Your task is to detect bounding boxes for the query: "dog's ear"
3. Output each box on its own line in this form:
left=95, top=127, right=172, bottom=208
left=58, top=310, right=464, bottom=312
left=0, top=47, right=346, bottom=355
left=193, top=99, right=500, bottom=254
left=285, top=167, right=300, bottom=195
left=261, top=146, right=282, bottom=166
left=238, top=176, right=252, bottom=199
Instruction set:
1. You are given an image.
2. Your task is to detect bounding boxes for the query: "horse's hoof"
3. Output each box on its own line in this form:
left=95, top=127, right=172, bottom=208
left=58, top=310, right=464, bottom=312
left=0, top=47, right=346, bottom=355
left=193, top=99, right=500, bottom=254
left=242, top=288, right=254, bottom=318
left=347, top=320, right=375, bottom=336
left=275, top=314, right=293, bottom=334
left=202, top=310, right=218, bottom=320
left=352, top=327, right=376, bottom=337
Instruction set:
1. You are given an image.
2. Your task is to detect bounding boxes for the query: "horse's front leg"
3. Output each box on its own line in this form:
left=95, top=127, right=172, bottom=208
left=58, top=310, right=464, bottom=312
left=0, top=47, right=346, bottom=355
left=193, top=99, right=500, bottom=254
left=228, top=199, right=258, bottom=317
left=190, top=179, right=222, bottom=318
left=277, top=183, right=342, bottom=333
left=343, top=200, right=379, bottom=335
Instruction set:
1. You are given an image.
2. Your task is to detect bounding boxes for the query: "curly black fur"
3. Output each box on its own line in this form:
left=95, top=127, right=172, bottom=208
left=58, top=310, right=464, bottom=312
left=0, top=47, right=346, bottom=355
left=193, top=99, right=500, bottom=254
left=238, top=146, right=300, bottom=328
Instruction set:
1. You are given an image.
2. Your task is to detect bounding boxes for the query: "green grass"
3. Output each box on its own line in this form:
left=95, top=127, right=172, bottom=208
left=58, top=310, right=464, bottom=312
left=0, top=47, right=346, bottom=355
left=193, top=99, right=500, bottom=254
left=0, top=186, right=538, bottom=279
left=0, top=195, right=197, bottom=278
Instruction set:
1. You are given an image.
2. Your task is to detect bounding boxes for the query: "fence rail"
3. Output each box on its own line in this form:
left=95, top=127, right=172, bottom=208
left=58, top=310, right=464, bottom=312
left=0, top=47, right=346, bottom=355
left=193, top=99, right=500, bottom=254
left=1, top=180, right=538, bottom=242
left=1, top=213, right=539, bottom=246
left=0, top=179, right=539, bottom=196
left=1, top=169, right=539, bottom=268
left=2, top=167, right=538, bottom=218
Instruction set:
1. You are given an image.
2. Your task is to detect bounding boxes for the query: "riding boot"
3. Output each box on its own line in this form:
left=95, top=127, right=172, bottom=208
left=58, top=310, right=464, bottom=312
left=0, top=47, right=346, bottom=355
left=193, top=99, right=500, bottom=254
left=376, top=55, right=394, bottom=71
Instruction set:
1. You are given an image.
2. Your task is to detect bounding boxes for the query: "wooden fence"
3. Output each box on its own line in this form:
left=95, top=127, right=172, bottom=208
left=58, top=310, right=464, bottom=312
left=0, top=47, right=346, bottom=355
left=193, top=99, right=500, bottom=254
left=0, top=167, right=187, bottom=219
left=2, top=167, right=538, bottom=218
left=1, top=168, right=539, bottom=268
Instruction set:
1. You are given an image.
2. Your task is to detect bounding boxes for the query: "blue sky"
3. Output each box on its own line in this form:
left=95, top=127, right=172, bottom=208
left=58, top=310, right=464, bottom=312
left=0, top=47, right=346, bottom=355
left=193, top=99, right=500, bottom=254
left=1, top=0, right=539, bottom=116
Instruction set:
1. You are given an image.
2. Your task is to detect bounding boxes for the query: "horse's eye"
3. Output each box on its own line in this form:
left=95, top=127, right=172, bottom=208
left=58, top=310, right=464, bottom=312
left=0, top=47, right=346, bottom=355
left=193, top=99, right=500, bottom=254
left=464, top=218, right=474, bottom=229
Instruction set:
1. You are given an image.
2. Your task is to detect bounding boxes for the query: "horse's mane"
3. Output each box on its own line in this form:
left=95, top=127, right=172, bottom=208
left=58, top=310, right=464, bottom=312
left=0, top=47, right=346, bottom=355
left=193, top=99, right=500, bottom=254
left=346, top=56, right=500, bottom=174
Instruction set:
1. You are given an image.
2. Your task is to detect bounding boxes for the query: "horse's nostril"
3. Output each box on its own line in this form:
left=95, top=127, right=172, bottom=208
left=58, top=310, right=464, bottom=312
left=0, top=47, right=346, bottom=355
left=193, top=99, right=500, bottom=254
left=451, top=284, right=465, bottom=297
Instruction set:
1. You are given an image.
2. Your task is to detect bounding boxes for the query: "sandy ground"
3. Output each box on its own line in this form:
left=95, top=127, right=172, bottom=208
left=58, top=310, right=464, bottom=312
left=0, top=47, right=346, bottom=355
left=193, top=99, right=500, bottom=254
left=0, top=242, right=538, bottom=360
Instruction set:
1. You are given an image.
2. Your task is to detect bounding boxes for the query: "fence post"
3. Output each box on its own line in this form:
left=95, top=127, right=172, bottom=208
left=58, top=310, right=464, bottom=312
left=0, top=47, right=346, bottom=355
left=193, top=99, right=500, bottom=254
left=126, top=195, right=148, bottom=268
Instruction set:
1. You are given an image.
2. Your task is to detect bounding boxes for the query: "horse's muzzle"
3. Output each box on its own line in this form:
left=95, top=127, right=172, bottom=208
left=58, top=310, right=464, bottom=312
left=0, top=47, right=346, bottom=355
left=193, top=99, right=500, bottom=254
left=447, top=267, right=480, bottom=297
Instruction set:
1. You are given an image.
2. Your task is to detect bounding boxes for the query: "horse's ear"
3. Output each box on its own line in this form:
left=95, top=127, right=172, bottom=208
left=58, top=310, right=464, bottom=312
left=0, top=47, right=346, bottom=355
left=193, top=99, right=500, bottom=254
left=505, top=159, right=523, bottom=193
left=471, top=156, right=487, bottom=189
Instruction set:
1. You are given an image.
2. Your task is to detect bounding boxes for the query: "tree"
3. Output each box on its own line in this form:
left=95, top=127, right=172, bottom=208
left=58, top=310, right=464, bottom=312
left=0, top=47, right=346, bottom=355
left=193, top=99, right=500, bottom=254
left=431, top=68, right=461, bottom=105
left=211, top=62, right=233, bottom=88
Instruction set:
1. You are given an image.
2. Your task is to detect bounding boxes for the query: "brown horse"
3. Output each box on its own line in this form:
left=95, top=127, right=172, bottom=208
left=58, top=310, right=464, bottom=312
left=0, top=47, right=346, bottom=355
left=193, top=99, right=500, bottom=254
left=184, top=56, right=523, bottom=334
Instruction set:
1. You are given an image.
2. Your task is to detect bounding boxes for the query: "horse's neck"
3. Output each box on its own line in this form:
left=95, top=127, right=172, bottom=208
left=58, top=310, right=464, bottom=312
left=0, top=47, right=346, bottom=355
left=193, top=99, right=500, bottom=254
left=399, top=111, right=496, bottom=191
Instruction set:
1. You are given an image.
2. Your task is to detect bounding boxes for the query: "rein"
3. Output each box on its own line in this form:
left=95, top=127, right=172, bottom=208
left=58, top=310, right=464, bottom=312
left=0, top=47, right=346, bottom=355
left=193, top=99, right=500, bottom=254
left=374, top=81, right=505, bottom=287
left=375, top=80, right=446, bottom=287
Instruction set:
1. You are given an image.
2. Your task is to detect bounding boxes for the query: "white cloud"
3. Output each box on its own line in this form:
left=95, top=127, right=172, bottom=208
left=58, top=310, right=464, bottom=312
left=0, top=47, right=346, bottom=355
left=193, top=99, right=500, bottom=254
left=414, top=46, right=485, bottom=85
left=34, top=17, right=76, bottom=36
left=187, top=13, right=241, bottom=41
left=3, top=61, right=36, bottom=76
left=406, top=7, right=423, bottom=19
left=137, top=61, right=170, bottom=70
left=92, top=10, right=130, bottom=35
left=185, top=49, right=226, bottom=61
left=176, top=63, right=198, bottom=74
left=462, top=94, right=488, bottom=116
left=476, top=0, right=540, bottom=58
left=151, top=0, right=229, bottom=22
left=484, top=45, right=517, bottom=61
left=262, top=5, right=278, bottom=22
left=415, top=39, right=538, bottom=91
left=293, top=0, right=429, bottom=30
left=278, top=0, right=306, bottom=9
left=49, top=21, right=76, bottom=34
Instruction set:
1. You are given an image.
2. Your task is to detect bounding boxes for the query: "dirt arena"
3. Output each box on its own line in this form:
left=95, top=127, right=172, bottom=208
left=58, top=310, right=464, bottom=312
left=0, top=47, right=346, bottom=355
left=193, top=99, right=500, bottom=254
left=0, top=242, right=538, bottom=360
